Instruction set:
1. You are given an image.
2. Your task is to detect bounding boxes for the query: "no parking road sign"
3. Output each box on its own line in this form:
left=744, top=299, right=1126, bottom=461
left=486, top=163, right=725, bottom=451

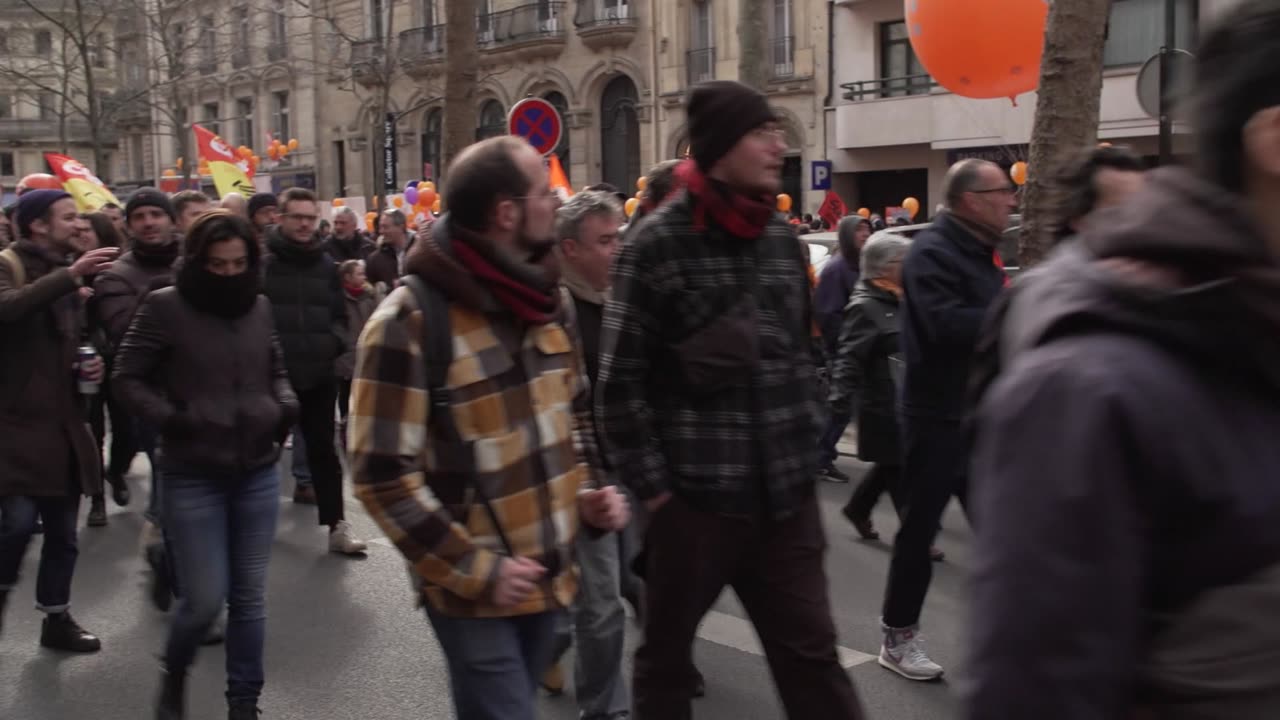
left=507, top=98, right=563, bottom=157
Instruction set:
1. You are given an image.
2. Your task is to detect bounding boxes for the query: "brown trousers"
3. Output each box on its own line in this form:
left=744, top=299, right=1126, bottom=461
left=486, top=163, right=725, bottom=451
left=633, top=492, right=865, bottom=720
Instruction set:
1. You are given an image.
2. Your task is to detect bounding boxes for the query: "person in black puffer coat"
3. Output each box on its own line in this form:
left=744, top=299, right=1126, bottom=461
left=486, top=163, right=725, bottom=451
left=261, top=188, right=366, bottom=556
left=113, top=210, right=298, bottom=720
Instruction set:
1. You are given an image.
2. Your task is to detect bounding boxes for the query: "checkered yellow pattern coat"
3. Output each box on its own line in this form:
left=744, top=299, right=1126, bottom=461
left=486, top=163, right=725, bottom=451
left=349, top=284, right=598, bottom=617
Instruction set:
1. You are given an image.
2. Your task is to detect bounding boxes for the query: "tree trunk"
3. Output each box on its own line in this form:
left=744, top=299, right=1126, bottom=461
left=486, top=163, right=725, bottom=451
left=443, top=0, right=478, bottom=192
left=737, top=0, right=770, bottom=89
left=1018, top=0, right=1111, bottom=268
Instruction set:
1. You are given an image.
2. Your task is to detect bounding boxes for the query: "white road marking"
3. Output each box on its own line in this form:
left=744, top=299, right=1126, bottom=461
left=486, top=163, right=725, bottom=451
left=697, top=609, right=877, bottom=669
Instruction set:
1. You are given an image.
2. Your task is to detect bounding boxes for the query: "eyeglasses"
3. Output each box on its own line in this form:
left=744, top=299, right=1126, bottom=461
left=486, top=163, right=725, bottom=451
left=283, top=213, right=318, bottom=222
left=750, top=126, right=787, bottom=140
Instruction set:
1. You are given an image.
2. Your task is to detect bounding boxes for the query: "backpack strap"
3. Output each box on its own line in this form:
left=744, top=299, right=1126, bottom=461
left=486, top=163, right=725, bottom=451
left=401, top=236, right=516, bottom=558
left=0, top=247, right=26, bottom=290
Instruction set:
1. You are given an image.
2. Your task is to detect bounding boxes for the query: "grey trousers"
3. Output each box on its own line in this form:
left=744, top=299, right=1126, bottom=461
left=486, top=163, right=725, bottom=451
left=562, top=525, right=631, bottom=719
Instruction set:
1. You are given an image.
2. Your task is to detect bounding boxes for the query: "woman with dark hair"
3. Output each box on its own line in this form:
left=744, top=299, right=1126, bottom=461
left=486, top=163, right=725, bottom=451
left=80, top=211, right=132, bottom=525
left=113, top=210, right=297, bottom=720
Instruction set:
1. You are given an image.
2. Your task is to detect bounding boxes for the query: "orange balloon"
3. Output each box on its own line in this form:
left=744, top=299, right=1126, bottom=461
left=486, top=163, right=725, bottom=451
left=902, top=197, right=920, bottom=219
left=251, top=154, right=261, bottom=165
left=776, top=194, right=793, bottom=213
left=1010, top=161, right=1028, bottom=186
left=624, top=197, right=639, bottom=218
left=333, top=199, right=345, bottom=207
left=431, top=197, right=441, bottom=213
left=906, top=0, right=1048, bottom=100
left=636, top=176, right=648, bottom=192
left=422, top=181, right=435, bottom=192
left=420, top=189, right=438, bottom=207
left=857, top=207, right=871, bottom=219
left=392, top=196, right=404, bottom=208
left=175, top=157, right=184, bottom=169
left=162, top=168, right=177, bottom=177
left=288, top=138, right=299, bottom=151
left=17, top=173, right=62, bottom=192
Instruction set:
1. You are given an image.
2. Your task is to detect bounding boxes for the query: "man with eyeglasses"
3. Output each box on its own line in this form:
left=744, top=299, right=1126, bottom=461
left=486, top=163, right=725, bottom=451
left=877, top=158, right=1013, bottom=681
left=262, top=187, right=367, bottom=556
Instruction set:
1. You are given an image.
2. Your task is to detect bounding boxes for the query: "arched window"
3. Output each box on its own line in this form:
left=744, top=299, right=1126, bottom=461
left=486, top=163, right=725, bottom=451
left=543, top=91, right=570, bottom=183
left=599, top=75, right=639, bottom=192
left=421, top=108, right=442, bottom=180
left=476, top=99, right=506, bottom=141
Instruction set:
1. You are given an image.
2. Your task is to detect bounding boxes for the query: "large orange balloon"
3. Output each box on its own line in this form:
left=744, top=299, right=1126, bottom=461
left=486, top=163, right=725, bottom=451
left=1010, top=161, right=1028, bottom=186
left=905, top=0, right=1048, bottom=101
left=776, top=194, right=793, bottom=213
left=902, top=197, right=921, bottom=219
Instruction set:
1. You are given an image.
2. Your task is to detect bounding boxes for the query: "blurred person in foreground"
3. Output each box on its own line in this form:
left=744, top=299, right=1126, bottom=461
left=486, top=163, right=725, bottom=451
left=114, top=211, right=296, bottom=720
left=967, top=2, right=1280, bottom=717
left=596, top=81, right=863, bottom=720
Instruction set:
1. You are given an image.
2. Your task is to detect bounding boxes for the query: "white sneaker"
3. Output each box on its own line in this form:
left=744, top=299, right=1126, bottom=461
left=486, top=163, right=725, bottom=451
left=328, top=520, right=368, bottom=555
left=879, top=623, right=945, bottom=681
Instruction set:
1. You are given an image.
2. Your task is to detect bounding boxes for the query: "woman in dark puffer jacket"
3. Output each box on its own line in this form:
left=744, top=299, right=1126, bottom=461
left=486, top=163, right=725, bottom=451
left=114, top=210, right=297, bottom=720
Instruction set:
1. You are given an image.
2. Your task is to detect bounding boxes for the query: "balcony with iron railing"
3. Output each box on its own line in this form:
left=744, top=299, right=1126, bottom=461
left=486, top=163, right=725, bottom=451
left=841, top=74, right=936, bottom=101
left=399, top=25, right=446, bottom=78
left=478, top=2, right=567, bottom=62
left=574, top=0, right=637, bottom=51
left=687, top=47, right=715, bottom=86
left=0, top=117, right=117, bottom=143
left=350, top=39, right=387, bottom=87
left=769, top=36, right=795, bottom=79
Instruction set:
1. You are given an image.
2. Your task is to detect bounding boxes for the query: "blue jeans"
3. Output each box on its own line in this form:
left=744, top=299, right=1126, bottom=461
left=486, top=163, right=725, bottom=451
left=290, top=424, right=311, bottom=488
left=162, top=465, right=279, bottom=704
left=571, top=528, right=631, bottom=719
left=818, top=409, right=853, bottom=468
left=426, top=608, right=564, bottom=720
left=0, top=495, right=81, bottom=612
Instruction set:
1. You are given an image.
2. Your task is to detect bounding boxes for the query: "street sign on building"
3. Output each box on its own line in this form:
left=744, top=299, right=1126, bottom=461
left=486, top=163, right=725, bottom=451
left=383, top=113, right=397, bottom=193
left=507, top=98, right=563, bottom=157
left=811, top=160, right=832, bottom=191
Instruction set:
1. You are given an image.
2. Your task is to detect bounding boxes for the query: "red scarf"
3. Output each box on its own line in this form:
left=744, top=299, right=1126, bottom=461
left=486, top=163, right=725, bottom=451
left=452, top=240, right=558, bottom=324
left=675, top=160, right=777, bottom=239
left=344, top=282, right=366, bottom=297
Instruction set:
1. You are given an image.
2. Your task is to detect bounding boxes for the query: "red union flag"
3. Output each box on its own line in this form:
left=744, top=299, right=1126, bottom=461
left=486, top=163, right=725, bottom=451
left=817, top=190, right=848, bottom=229
left=193, top=123, right=255, bottom=198
left=44, top=153, right=120, bottom=212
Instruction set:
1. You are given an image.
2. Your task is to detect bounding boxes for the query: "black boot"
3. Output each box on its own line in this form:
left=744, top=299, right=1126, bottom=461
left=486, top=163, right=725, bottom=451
left=155, top=668, right=186, bottom=720
left=108, top=474, right=131, bottom=507
left=87, top=495, right=108, bottom=527
left=39, top=611, right=101, bottom=652
left=228, top=701, right=261, bottom=720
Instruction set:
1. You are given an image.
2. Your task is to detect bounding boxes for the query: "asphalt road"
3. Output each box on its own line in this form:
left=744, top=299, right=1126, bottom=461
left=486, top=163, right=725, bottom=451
left=0, top=445, right=971, bottom=720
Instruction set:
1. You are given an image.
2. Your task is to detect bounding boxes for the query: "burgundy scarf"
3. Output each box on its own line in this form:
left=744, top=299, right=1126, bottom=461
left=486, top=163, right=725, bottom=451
left=675, top=160, right=777, bottom=239
left=452, top=240, right=558, bottom=324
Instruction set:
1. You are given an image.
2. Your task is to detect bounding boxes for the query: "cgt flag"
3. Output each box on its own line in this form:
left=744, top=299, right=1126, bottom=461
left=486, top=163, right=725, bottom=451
left=817, top=190, right=849, bottom=230
left=193, top=123, right=255, bottom=198
left=44, top=153, right=120, bottom=212
left=548, top=153, right=574, bottom=202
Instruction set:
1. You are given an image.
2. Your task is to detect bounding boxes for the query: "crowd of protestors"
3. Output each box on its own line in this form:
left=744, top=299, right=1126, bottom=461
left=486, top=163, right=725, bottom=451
left=3, top=4, right=1280, bottom=719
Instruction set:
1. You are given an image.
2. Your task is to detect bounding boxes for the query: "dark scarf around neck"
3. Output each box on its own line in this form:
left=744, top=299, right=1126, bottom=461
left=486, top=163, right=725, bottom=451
left=132, top=237, right=180, bottom=267
left=449, top=224, right=561, bottom=325
left=675, top=159, right=777, bottom=239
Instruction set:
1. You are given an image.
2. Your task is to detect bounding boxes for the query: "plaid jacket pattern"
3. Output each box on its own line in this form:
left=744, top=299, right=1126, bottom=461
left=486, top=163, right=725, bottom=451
left=595, top=192, right=827, bottom=520
left=349, top=284, right=598, bottom=617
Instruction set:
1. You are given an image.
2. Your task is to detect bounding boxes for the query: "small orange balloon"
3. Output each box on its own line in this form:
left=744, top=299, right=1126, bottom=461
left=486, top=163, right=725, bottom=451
left=902, top=197, right=921, bottom=219
left=857, top=207, right=871, bottom=219
left=420, top=189, right=438, bottom=207
left=251, top=155, right=261, bottom=165
left=636, top=176, right=648, bottom=192
left=162, top=168, right=177, bottom=177
left=288, top=138, right=299, bottom=151
left=175, top=157, right=184, bottom=169
left=432, top=197, right=441, bottom=213
left=907, top=0, right=1049, bottom=101
left=776, top=194, right=793, bottom=213
left=392, top=196, right=404, bottom=208
left=624, top=197, right=639, bottom=218
left=333, top=199, right=345, bottom=207
left=1010, top=161, right=1028, bottom=186
left=422, top=181, right=436, bottom=192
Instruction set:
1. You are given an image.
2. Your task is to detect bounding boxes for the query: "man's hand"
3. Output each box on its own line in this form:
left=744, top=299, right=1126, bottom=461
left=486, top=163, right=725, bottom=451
left=77, top=286, right=94, bottom=301
left=493, top=557, right=547, bottom=608
left=579, top=486, right=631, bottom=532
left=80, top=356, right=104, bottom=383
left=69, top=247, right=119, bottom=279
left=645, top=491, right=673, bottom=513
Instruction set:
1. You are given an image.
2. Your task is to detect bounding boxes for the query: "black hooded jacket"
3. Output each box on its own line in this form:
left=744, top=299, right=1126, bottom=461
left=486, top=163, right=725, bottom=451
left=966, top=169, right=1280, bottom=719
left=262, top=227, right=347, bottom=391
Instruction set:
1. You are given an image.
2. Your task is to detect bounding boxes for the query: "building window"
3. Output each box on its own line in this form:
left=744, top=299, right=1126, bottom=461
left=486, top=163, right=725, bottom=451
left=130, top=134, right=145, bottom=179
left=421, top=107, right=442, bottom=180
left=543, top=92, right=570, bottom=182
left=120, top=38, right=145, bottom=87
left=271, top=0, right=288, bottom=48
left=236, top=97, right=254, bottom=145
left=272, top=90, right=290, bottom=141
left=90, top=33, right=107, bottom=68
left=0, top=95, right=12, bottom=119
left=0, top=32, right=8, bottom=55
left=1104, top=0, right=1197, bottom=67
left=39, top=92, right=56, bottom=120
left=421, top=0, right=437, bottom=26
left=476, top=99, right=505, bottom=141
left=688, top=1, right=714, bottom=85
left=769, top=0, right=793, bottom=78
left=370, top=0, right=386, bottom=40
left=232, top=8, right=250, bottom=66
left=35, top=30, right=53, bottom=57
left=600, top=75, right=640, bottom=193
left=198, top=16, right=216, bottom=72
left=879, top=21, right=929, bottom=97
left=202, top=102, right=220, bottom=136
left=168, top=23, right=186, bottom=77
left=1, top=151, right=15, bottom=177
left=334, top=140, right=346, bottom=196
